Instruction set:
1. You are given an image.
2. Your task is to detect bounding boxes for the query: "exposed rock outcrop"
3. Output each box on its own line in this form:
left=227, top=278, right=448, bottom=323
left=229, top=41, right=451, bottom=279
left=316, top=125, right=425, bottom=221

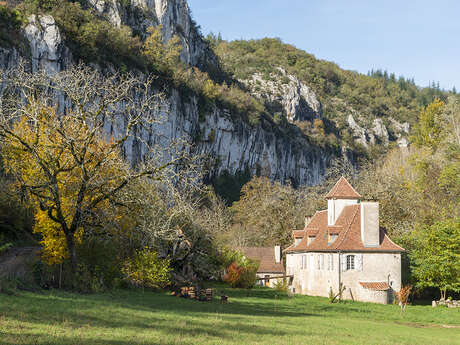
left=23, top=15, right=72, bottom=73
left=372, top=118, right=389, bottom=145
left=348, top=114, right=409, bottom=148
left=347, top=114, right=369, bottom=147
left=241, top=68, right=322, bottom=123
left=89, top=0, right=217, bottom=69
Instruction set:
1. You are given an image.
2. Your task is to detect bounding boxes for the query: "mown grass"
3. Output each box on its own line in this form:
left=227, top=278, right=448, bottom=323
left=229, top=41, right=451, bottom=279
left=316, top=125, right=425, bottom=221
left=0, top=286, right=458, bottom=345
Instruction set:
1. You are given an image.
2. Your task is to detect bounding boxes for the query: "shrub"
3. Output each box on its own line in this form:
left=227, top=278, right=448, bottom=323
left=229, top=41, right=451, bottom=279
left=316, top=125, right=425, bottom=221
left=0, top=5, right=23, bottom=47
left=123, top=249, right=172, bottom=290
left=223, top=257, right=259, bottom=289
left=273, top=279, right=288, bottom=293
left=395, top=285, right=412, bottom=311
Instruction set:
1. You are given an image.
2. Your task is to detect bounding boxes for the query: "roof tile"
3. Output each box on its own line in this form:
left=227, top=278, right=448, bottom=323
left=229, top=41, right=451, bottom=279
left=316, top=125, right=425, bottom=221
left=325, top=176, right=361, bottom=199
left=359, top=282, right=390, bottom=291
left=238, top=247, right=285, bottom=273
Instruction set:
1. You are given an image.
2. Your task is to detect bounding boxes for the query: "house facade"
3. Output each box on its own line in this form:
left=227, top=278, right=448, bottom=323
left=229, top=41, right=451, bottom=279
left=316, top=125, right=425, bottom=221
left=240, top=246, right=285, bottom=287
left=285, top=177, right=404, bottom=304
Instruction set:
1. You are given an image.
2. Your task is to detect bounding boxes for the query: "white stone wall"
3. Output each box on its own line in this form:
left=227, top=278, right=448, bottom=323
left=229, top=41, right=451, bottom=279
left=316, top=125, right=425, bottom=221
left=286, top=252, right=402, bottom=304
left=328, top=199, right=358, bottom=225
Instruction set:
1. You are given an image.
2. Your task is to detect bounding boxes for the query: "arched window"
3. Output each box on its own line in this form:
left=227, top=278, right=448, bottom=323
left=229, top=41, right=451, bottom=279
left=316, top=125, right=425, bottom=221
left=346, top=255, right=355, bottom=270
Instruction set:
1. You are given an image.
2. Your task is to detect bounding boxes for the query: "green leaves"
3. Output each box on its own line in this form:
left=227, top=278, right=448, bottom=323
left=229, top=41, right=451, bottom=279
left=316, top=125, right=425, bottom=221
left=411, top=219, right=460, bottom=295
left=123, top=249, right=172, bottom=289
left=411, top=99, right=446, bottom=151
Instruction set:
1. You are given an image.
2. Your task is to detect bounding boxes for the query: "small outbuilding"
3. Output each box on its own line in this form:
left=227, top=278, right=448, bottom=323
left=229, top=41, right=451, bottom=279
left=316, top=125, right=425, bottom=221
left=239, top=246, right=285, bottom=287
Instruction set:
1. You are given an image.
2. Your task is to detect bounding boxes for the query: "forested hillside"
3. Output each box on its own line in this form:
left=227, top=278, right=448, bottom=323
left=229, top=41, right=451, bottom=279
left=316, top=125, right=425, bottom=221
left=210, top=36, right=453, bottom=154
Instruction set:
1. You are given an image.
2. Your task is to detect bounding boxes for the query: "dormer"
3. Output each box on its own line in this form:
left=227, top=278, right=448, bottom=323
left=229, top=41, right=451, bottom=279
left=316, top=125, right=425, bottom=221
left=326, top=177, right=361, bottom=226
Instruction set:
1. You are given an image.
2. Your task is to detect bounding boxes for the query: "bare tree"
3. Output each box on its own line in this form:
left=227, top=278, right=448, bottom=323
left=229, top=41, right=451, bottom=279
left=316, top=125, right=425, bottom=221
left=0, top=62, right=199, bottom=274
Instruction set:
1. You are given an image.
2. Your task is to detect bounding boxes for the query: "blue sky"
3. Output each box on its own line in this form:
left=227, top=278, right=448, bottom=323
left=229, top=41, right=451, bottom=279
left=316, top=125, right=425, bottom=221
left=188, top=0, right=459, bottom=90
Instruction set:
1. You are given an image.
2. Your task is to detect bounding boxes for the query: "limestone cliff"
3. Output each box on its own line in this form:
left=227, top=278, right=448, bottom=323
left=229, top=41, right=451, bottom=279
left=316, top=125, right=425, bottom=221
left=88, top=0, right=217, bottom=69
left=0, top=8, right=332, bottom=187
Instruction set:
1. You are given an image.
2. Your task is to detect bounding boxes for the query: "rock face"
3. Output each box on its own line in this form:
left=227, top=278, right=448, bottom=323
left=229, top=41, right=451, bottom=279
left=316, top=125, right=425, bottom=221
left=242, top=68, right=322, bottom=123
left=0, top=11, right=331, bottom=187
left=348, top=114, right=409, bottom=148
left=90, top=0, right=217, bottom=69
left=23, top=15, right=72, bottom=73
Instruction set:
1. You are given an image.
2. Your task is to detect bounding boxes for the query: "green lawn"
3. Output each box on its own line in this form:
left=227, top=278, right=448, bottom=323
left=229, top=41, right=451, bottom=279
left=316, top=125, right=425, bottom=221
left=0, top=286, right=458, bottom=345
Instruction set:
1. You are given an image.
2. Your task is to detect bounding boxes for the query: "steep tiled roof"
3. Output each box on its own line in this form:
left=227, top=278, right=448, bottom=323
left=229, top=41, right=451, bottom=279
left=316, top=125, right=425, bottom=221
left=325, top=176, right=361, bottom=199
left=239, top=247, right=285, bottom=273
left=359, top=282, right=390, bottom=291
left=292, top=230, right=305, bottom=238
left=285, top=205, right=404, bottom=253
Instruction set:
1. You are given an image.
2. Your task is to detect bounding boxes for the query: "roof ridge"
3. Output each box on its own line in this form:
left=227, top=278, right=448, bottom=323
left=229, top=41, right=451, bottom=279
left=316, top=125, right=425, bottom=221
left=325, top=176, right=361, bottom=199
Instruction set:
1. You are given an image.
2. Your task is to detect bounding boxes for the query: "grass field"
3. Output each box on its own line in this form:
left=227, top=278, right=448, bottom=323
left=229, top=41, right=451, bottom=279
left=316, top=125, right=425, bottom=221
left=0, top=286, right=459, bottom=345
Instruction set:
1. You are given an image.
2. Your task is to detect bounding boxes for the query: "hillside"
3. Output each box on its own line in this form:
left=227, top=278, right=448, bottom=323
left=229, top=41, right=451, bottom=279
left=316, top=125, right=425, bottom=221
left=0, top=0, right=453, bottom=196
left=211, top=37, right=450, bottom=152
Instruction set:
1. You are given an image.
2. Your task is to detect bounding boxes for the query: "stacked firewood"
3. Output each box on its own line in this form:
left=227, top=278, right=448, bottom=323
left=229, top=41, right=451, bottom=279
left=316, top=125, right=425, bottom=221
left=171, top=287, right=229, bottom=303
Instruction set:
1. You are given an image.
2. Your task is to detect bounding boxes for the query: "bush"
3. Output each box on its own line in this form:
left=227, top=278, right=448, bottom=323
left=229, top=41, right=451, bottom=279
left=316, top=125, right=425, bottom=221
left=123, top=249, right=172, bottom=290
left=223, top=257, right=259, bottom=289
left=273, top=279, right=288, bottom=293
left=0, top=5, right=23, bottom=47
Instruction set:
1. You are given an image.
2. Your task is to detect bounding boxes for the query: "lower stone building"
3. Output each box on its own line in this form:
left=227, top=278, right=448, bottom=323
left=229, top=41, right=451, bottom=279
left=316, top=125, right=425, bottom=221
left=239, top=246, right=285, bottom=287
left=285, top=177, right=405, bottom=304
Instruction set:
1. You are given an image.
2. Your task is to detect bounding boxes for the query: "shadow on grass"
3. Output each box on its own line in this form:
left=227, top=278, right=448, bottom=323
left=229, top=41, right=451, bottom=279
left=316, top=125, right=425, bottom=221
left=1, top=289, right=313, bottom=345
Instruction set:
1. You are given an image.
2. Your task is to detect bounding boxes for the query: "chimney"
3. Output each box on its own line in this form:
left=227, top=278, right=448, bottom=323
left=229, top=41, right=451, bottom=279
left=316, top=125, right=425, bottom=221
left=304, top=216, right=312, bottom=227
left=360, top=202, right=380, bottom=247
left=274, top=245, right=281, bottom=264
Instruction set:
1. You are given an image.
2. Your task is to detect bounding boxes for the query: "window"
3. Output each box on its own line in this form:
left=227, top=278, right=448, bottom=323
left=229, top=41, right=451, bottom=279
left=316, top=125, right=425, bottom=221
left=328, top=254, right=333, bottom=271
left=307, top=236, right=315, bottom=245
left=328, top=234, right=338, bottom=245
left=316, top=255, right=320, bottom=270
left=346, top=255, right=355, bottom=270
left=301, top=255, right=307, bottom=269
left=295, top=238, right=302, bottom=246
left=320, top=254, right=324, bottom=270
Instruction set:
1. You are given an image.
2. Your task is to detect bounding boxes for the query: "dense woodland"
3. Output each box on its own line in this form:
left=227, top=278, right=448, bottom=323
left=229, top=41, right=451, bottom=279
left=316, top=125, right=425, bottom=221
left=0, top=0, right=458, bottom=299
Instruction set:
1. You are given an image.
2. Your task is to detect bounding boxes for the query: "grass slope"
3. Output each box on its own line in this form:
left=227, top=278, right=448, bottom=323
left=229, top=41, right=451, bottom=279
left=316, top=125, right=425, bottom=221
left=0, top=287, right=459, bottom=345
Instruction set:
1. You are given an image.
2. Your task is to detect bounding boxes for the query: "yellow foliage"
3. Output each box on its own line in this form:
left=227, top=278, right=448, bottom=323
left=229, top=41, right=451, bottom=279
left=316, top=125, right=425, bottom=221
left=2, top=107, right=129, bottom=265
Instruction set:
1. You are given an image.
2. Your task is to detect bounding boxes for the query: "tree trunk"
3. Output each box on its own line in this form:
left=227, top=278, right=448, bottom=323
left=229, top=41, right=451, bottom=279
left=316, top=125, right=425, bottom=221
left=65, top=233, right=79, bottom=279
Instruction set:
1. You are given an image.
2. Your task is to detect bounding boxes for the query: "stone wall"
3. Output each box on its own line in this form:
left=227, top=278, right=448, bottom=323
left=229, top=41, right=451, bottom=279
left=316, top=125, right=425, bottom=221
left=286, top=251, right=402, bottom=304
left=432, top=300, right=460, bottom=308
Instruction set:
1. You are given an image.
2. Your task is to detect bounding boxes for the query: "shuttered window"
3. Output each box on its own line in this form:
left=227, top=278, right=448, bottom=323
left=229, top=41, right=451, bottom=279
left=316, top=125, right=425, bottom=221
left=346, top=255, right=355, bottom=270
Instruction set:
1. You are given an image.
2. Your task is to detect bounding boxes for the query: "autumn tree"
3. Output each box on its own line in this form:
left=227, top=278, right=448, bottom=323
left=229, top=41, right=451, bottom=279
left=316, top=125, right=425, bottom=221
left=0, top=63, right=195, bottom=275
left=230, top=177, right=310, bottom=248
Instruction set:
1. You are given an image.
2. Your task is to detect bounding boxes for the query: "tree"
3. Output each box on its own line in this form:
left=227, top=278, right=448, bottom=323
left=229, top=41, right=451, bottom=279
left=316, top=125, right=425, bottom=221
left=412, top=99, right=445, bottom=151
left=411, top=219, right=460, bottom=299
left=142, top=25, right=182, bottom=74
left=0, top=63, right=194, bottom=276
left=230, top=177, right=303, bottom=248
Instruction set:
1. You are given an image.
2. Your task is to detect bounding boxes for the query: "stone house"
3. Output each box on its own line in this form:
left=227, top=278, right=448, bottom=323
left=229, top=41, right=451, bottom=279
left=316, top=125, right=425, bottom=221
left=285, top=177, right=404, bottom=304
left=239, top=246, right=285, bottom=287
